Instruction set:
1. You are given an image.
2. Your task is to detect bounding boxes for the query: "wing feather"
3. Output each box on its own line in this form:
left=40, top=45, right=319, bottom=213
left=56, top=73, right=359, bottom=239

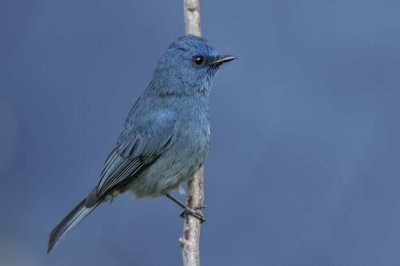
left=94, top=110, right=176, bottom=200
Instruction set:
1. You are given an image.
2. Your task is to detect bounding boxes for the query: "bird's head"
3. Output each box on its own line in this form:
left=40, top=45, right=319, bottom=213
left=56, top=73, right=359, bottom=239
left=151, top=35, right=236, bottom=96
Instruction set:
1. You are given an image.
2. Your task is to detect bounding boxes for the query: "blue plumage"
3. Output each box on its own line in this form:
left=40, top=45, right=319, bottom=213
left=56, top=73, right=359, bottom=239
left=48, top=35, right=236, bottom=252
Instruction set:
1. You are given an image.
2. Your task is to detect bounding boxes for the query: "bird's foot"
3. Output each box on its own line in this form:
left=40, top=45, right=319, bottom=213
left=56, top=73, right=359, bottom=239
left=179, top=206, right=206, bottom=223
left=166, top=193, right=206, bottom=223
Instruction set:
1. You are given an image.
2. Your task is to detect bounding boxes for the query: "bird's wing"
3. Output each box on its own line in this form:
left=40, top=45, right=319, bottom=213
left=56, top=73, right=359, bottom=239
left=95, top=110, right=177, bottom=200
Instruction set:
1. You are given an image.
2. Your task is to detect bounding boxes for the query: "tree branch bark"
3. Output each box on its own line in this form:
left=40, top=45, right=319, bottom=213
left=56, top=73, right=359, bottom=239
left=184, top=0, right=201, bottom=37
left=180, top=2, right=203, bottom=266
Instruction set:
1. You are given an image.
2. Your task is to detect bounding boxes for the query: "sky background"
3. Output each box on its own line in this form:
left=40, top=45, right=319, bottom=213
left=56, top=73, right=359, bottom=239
left=1, top=0, right=400, bottom=265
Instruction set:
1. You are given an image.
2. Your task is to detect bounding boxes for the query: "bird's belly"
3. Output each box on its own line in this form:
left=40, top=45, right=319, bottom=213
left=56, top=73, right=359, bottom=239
left=127, top=133, right=209, bottom=199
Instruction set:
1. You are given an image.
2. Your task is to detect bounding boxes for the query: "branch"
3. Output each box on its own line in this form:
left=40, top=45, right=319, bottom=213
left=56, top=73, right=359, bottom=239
left=179, top=168, right=204, bottom=266
left=180, top=2, right=203, bottom=266
left=184, top=0, right=201, bottom=37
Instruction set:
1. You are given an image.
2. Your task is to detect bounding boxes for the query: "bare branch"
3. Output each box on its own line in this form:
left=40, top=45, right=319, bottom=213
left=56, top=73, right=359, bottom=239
left=184, top=0, right=201, bottom=37
left=179, top=168, right=204, bottom=266
left=181, top=2, right=203, bottom=265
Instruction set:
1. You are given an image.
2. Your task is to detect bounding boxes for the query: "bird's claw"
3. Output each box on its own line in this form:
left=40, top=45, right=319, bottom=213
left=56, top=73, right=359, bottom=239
left=179, top=207, right=206, bottom=223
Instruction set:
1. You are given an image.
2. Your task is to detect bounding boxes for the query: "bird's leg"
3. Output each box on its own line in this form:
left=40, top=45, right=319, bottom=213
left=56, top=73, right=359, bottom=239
left=166, top=193, right=187, bottom=209
left=166, top=193, right=206, bottom=223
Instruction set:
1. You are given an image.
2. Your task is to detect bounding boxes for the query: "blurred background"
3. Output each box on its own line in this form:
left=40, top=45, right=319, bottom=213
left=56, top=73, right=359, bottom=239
left=1, top=0, right=400, bottom=265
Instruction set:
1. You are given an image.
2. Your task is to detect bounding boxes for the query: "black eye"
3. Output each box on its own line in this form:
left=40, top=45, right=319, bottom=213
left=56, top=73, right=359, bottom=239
left=192, top=55, right=205, bottom=66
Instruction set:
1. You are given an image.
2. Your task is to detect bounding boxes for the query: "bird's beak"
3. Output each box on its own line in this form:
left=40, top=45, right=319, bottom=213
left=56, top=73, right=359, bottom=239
left=211, top=55, right=237, bottom=66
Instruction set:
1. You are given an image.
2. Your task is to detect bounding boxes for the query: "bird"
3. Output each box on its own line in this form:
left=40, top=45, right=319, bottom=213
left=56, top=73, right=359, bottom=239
left=47, top=35, right=236, bottom=253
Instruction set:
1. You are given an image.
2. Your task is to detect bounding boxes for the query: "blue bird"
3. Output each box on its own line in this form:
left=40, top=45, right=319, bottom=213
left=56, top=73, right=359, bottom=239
left=48, top=35, right=236, bottom=253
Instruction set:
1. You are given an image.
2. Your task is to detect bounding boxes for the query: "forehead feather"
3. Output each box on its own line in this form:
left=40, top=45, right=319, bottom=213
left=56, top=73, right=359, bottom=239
left=169, top=35, right=217, bottom=57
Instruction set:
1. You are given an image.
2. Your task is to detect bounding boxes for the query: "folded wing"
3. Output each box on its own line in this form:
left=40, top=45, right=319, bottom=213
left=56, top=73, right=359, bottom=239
left=86, top=110, right=176, bottom=206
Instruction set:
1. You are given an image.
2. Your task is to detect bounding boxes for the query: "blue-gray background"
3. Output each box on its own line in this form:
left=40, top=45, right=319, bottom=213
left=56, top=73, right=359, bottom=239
left=1, top=0, right=400, bottom=265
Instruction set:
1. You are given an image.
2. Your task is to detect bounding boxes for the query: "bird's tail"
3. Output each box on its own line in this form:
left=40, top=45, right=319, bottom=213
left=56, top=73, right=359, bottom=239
left=47, top=197, right=99, bottom=253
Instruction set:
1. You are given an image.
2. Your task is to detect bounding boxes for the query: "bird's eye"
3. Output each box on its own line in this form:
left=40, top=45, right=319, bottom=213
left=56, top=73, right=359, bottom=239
left=192, top=55, right=205, bottom=66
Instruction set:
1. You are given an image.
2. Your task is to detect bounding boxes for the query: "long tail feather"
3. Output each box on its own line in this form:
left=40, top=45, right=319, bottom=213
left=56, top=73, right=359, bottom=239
left=48, top=197, right=99, bottom=253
